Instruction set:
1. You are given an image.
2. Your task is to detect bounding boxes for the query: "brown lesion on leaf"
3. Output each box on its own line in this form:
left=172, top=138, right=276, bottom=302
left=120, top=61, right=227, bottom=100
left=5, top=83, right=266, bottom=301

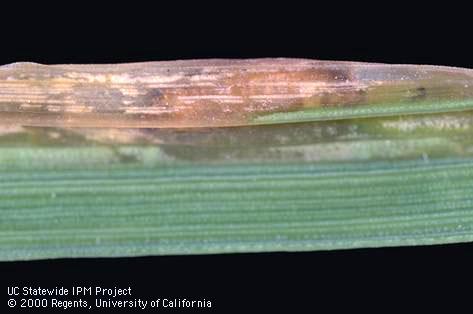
left=67, top=83, right=125, bottom=113
left=409, top=86, right=427, bottom=101
left=137, top=88, right=164, bottom=107
left=116, top=64, right=363, bottom=127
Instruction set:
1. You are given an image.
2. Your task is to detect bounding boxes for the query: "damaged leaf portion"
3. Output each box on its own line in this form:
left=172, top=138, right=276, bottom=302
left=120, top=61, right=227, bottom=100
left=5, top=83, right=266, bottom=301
left=1, top=59, right=473, bottom=128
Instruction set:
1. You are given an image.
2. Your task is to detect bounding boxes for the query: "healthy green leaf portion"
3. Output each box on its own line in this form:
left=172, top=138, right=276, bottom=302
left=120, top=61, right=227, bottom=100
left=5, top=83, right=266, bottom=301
left=1, top=156, right=473, bottom=261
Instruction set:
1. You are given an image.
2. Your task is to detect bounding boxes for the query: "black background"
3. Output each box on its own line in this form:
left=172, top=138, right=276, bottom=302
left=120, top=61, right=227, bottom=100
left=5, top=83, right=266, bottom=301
left=1, top=4, right=472, bottom=312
